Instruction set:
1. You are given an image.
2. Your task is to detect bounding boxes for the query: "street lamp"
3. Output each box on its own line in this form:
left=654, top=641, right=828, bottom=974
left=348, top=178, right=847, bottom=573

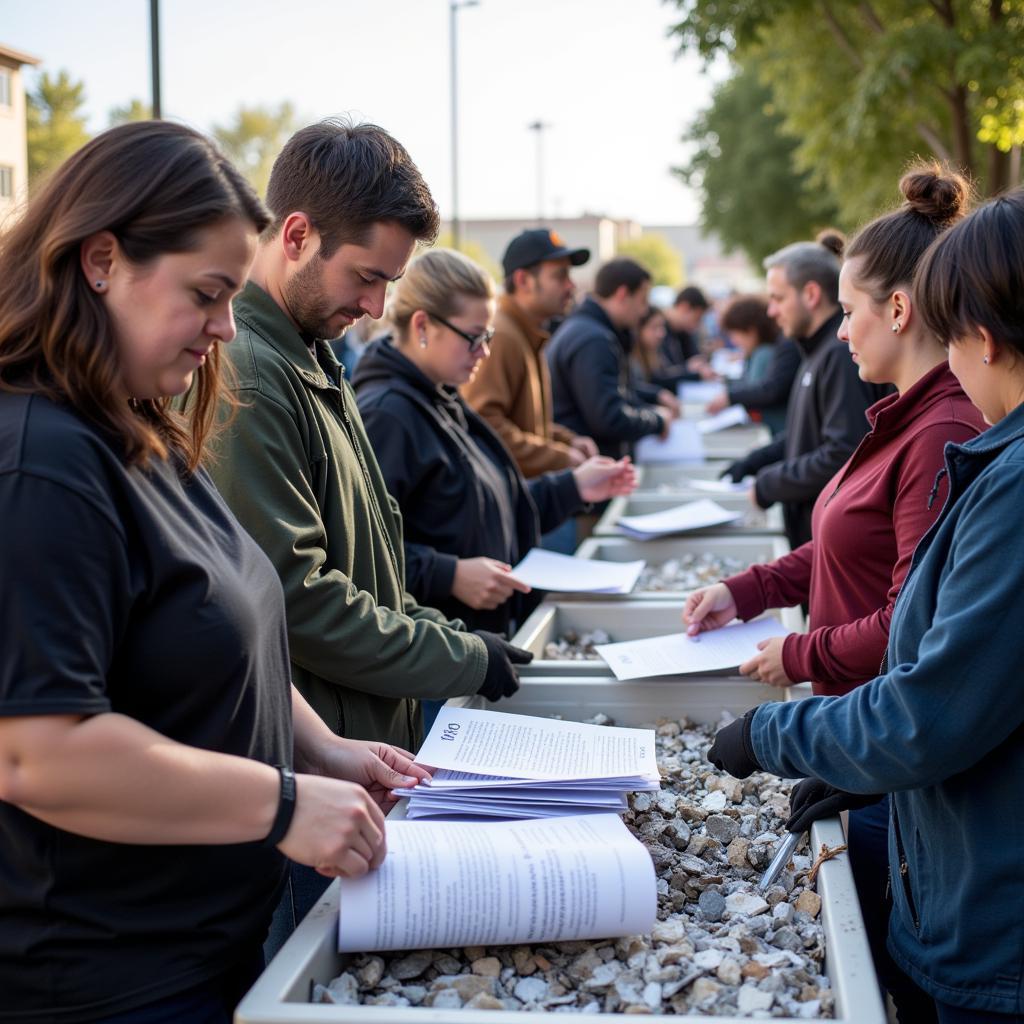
left=449, top=0, right=479, bottom=250
left=527, top=119, right=551, bottom=223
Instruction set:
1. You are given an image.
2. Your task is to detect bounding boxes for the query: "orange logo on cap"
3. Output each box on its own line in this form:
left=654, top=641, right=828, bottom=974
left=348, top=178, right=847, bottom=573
left=549, top=230, right=564, bottom=246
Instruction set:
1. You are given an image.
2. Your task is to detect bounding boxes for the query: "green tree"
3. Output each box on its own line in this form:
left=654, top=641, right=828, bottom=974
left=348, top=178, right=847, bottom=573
left=667, top=1, right=1024, bottom=225
left=429, top=232, right=503, bottom=284
left=677, top=63, right=839, bottom=264
left=212, top=102, right=298, bottom=198
left=25, top=69, right=91, bottom=185
left=108, top=98, right=152, bottom=126
left=616, top=233, right=685, bottom=287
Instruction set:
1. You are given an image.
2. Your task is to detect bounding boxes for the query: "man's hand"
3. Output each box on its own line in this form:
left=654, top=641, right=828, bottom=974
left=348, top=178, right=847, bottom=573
left=656, top=407, right=675, bottom=438
left=656, top=390, right=681, bottom=417
left=682, top=583, right=738, bottom=636
left=739, top=636, right=793, bottom=687
left=312, top=737, right=432, bottom=809
left=570, top=435, right=599, bottom=459
left=705, top=392, right=729, bottom=415
left=453, top=557, right=531, bottom=610
left=573, top=456, right=637, bottom=503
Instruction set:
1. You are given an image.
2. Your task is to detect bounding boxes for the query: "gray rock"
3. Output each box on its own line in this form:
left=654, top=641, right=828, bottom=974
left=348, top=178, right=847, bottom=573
left=705, top=813, right=740, bottom=844
left=319, top=971, right=359, bottom=1005
left=357, top=955, right=384, bottom=989
left=738, top=984, right=775, bottom=1013
left=390, top=950, right=433, bottom=981
left=427, top=988, right=463, bottom=1009
left=725, top=890, right=770, bottom=917
left=398, top=985, right=427, bottom=1005
left=430, top=974, right=497, bottom=1001
left=772, top=925, right=805, bottom=952
left=514, top=976, right=550, bottom=1004
left=698, top=890, right=727, bottom=923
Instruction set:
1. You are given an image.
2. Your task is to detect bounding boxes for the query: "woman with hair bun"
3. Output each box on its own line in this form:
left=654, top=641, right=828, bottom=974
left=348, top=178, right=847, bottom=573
left=685, top=164, right=984, bottom=1020
left=0, top=122, right=427, bottom=1022
left=707, top=184, right=1024, bottom=1024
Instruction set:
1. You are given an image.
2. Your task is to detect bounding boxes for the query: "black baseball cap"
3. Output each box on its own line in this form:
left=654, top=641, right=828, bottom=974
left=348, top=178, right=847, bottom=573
left=502, top=228, right=590, bottom=277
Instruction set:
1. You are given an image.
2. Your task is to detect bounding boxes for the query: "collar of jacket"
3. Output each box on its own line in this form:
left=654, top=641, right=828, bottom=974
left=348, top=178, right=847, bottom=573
left=355, top=335, right=466, bottom=417
left=573, top=295, right=633, bottom=350
left=864, top=362, right=964, bottom=437
left=235, top=281, right=344, bottom=391
left=498, top=294, right=549, bottom=354
left=795, top=309, right=843, bottom=358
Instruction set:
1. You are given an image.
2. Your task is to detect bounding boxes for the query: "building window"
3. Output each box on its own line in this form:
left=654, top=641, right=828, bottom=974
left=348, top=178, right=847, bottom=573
left=0, top=166, right=13, bottom=199
left=0, top=68, right=11, bottom=108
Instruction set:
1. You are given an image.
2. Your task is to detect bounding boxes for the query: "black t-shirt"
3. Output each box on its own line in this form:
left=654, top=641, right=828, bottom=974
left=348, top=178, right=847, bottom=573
left=0, top=394, right=293, bottom=1022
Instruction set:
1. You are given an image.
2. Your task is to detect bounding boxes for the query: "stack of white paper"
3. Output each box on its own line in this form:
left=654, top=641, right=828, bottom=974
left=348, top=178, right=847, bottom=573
left=595, top=617, right=789, bottom=680
left=396, top=707, right=661, bottom=820
left=617, top=498, right=742, bottom=539
left=635, top=420, right=705, bottom=464
left=696, top=404, right=750, bottom=434
left=338, top=814, right=656, bottom=952
left=683, top=476, right=754, bottom=494
left=710, top=349, right=745, bottom=379
left=510, top=548, right=644, bottom=594
left=678, top=380, right=727, bottom=404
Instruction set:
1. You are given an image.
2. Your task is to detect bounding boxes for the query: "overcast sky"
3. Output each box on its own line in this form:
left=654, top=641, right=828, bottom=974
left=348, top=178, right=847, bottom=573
left=2, top=0, right=726, bottom=224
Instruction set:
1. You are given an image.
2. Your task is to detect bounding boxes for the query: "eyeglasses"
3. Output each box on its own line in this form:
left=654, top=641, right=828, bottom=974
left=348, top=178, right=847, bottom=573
left=428, top=313, right=495, bottom=353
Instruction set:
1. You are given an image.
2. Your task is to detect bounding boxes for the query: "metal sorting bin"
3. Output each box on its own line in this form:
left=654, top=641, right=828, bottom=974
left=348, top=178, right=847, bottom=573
left=236, top=680, right=884, bottom=1024
left=688, top=423, right=772, bottom=460
left=593, top=493, right=786, bottom=538
left=634, top=462, right=731, bottom=491
left=513, top=600, right=805, bottom=677
left=574, top=535, right=790, bottom=602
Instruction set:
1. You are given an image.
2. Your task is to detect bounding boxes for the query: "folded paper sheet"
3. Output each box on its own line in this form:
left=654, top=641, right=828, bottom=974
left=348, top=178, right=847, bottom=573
left=617, top=498, right=742, bottom=539
left=634, top=420, right=705, bottom=464
left=510, top=548, right=644, bottom=594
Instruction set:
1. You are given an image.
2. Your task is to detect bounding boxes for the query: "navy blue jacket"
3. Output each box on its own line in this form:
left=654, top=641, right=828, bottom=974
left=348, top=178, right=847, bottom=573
left=749, top=402, right=1024, bottom=1014
left=353, top=338, right=582, bottom=635
left=546, top=297, right=665, bottom=458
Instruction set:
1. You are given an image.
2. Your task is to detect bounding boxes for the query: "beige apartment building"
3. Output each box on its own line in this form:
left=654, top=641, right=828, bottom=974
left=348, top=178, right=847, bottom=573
left=0, top=43, right=40, bottom=226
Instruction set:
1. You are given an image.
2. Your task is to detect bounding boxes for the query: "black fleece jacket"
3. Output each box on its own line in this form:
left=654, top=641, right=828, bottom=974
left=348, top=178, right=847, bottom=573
left=353, top=338, right=583, bottom=634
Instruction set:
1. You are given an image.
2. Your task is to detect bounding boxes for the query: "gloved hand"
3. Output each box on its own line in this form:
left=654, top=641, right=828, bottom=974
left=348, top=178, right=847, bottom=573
left=721, top=457, right=752, bottom=483
left=785, top=777, right=882, bottom=833
left=706, top=708, right=761, bottom=778
left=473, top=630, right=533, bottom=702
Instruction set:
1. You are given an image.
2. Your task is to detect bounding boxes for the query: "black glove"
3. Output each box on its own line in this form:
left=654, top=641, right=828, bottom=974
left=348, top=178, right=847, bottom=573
left=707, top=708, right=761, bottom=778
left=785, top=778, right=882, bottom=833
left=474, top=630, right=533, bottom=702
left=721, top=457, right=751, bottom=483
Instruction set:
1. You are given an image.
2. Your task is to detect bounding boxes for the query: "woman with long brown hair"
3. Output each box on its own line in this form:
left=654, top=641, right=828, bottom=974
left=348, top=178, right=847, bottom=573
left=0, top=121, right=425, bottom=1023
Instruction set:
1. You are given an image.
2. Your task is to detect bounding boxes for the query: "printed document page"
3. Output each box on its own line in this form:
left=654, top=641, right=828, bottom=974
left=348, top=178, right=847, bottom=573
left=510, top=549, right=645, bottom=594
left=696, top=404, right=750, bottom=434
left=617, top=498, right=742, bottom=538
left=595, top=617, right=788, bottom=680
left=415, top=707, right=658, bottom=783
left=677, top=381, right=726, bottom=404
left=683, top=477, right=754, bottom=494
left=634, top=420, right=705, bottom=464
left=337, top=814, right=656, bottom=951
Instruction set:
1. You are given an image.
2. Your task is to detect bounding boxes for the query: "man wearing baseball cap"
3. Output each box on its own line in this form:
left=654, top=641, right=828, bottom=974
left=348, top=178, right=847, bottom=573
left=462, top=228, right=599, bottom=477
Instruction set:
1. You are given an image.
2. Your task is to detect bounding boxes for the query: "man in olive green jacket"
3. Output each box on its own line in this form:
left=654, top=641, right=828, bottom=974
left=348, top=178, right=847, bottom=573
left=206, top=121, right=528, bottom=758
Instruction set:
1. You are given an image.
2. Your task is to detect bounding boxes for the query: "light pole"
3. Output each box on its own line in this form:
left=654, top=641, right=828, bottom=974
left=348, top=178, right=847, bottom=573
left=149, top=0, right=162, bottom=119
left=449, top=0, right=479, bottom=250
left=527, top=120, right=551, bottom=223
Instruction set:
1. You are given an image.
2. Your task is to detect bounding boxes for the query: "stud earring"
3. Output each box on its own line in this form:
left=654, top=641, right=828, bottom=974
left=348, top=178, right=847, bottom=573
left=891, top=323, right=900, bottom=333
left=983, top=356, right=989, bottom=364
left=419, top=334, right=428, bottom=349
left=95, top=281, right=105, bottom=290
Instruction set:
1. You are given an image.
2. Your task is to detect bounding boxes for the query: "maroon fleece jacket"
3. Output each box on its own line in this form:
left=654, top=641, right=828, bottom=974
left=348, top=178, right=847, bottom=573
left=724, top=362, right=984, bottom=695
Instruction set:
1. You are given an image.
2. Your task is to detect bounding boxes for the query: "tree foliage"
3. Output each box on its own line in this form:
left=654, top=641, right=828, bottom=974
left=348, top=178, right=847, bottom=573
left=676, top=62, right=839, bottom=264
left=108, top=99, right=152, bottom=126
left=616, top=233, right=685, bottom=287
left=25, top=69, right=91, bottom=185
left=212, top=102, right=298, bottom=199
left=667, top=0, right=1024, bottom=229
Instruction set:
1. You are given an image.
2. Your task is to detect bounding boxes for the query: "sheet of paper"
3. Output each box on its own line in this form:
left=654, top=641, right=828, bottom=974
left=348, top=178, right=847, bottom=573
left=510, top=548, right=644, bottom=594
left=696, top=404, right=750, bottom=434
left=710, top=349, right=745, bottom=379
left=677, top=381, right=726, bottom=404
left=338, top=814, right=656, bottom=951
left=595, top=617, right=788, bottom=680
left=683, top=477, right=755, bottom=494
left=634, top=420, right=705, bottom=464
left=415, top=706, right=659, bottom=783
left=617, top=498, right=742, bottom=538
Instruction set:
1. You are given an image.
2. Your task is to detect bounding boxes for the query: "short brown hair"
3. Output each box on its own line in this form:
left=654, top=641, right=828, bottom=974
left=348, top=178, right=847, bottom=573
left=847, top=162, right=971, bottom=305
left=594, top=258, right=651, bottom=298
left=264, top=119, right=440, bottom=257
left=915, top=186, right=1024, bottom=355
left=0, top=121, right=268, bottom=470
left=720, top=294, right=779, bottom=347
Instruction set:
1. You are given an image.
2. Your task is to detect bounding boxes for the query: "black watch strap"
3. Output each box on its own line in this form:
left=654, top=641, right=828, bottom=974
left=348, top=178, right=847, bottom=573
left=262, top=765, right=297, bottom=848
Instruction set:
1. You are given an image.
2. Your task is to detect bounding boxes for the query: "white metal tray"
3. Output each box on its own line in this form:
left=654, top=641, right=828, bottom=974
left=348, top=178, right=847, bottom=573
left=594, top=493, right=785, bottom=538
left=513, top=600, right=805, bottom=677
left=236, top=682, right=884, bottom=1024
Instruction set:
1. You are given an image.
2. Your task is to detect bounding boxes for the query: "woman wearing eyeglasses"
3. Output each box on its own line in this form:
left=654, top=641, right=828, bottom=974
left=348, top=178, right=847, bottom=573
left=353, top=248, right=636, bottom=639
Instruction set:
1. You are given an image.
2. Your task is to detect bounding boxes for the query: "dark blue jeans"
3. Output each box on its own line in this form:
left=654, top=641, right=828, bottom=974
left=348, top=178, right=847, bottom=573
left=936, top=1004, right=1024, bottom=1024
left=847, top=795, right=937, bottom=1024
left=94, top=949, right=263, bottom=1023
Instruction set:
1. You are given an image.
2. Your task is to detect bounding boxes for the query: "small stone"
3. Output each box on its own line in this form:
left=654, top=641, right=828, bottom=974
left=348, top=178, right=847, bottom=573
left=738, top=984, right=775, bottom=1013
left=705, top=814, right=740, bottom=844
left=390, top=950, right=433, bottom=981
left=534, top=954, right=553, bottom=971
left=514, top=976, right=550, bottom=1004
left=642, top=980, right=662, bottom=1008
left=727, top=837, right=752, bottom=868
left=651, top=918, right=687, bottom=944
left=693, top=948, right=723, bottom=970
left=434, top=953, right=462, bottom=975
left=428, top=988, right=464, bottom=1009
left=431, top=974, right=497, bottom=1001
left=702, top=790, right=727, bottom=812
left=725, top=891, right=770, bottom=917
left=464, top=945, right=486, bottom=961
left=567, top=948, right=603, bottom=981
left=773, top=901, right=795, bottom=925
left=583, top=962, right=623, bottom=991
left=742, top=960, right=770, bottom=981
left=795, top=890, right=822, bottom=918
left=689, top=976, right=722, bottom=1004
left=471, top=956, right=501, bottom=977
left=398, top=985, right=427, bottom=1005
left=632, top=792, right=653, bottom=813
left=512, top=947, right=536, bottom=975
left=716, top=957, right=742, bottom=986
left=319, top=971, right=360, bottom=1005
left=698, top=889, right=727, bottom=923
left=772, top=925, right=804, bottom=952
left=465, top=992, right=505, bottom=1010
left=356, top=956, right=384, bottom=989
